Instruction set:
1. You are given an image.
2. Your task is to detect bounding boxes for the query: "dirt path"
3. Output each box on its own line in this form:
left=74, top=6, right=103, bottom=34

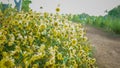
left=84, top=25, right=120, bottom=68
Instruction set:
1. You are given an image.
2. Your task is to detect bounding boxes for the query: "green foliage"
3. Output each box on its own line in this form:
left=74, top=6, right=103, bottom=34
left=108, top=5, right=120, bottom=18
left=110, top=18, right=120, bottom=34
left=71, top=14, right=120, bottom=34
left=22, top=0, right=32, bottom=12
left=72, top=14, right=81, bottom=22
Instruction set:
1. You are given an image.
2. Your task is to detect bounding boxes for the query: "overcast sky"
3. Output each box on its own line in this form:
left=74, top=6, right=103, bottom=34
left=1, top=0, right=120, bottom=16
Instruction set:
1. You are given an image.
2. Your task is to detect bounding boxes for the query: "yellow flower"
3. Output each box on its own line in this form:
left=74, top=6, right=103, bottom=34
left=56, top=7, right=60, bottom=12
left=14, top=20, right=19, bottom=25
left=44, top=12, right=49, bottom=18
left=41, top=37, right=47, bottom=42
left=8, top=41, right=14, bottom=46
left=71, top=39, right=77, bottom=45
left=64, top=23, right=69, bottom=29
left=54, top=22, right=58, bottom=27
left=30, top=53, right=44, bottom=62
left=0, top=57, right=15, bottom=68
left=72, top=49, right=76, bottom=56
left=15, top=46, right=21, bottom=52
left=53, top=29, right=57, bottom=37
left=83, top=36, right=88, bottom=41
left=73, top=64, right=78, bottom=68
left=0, top=45, right=4, bottom=51
left=39, top=24, right=46, bottom=31
left=0, top=35, right=6, bottom=45
left=32, top=64, right=39, bottom=68
left=24, top=60, right=30, bottom=68
left=38, top=44, right=46, bottom=52
left=16, top=65, right=23, bottom=68
left=23, top=51, right=29, bottom=58
left=11, top=51, right=20, bottom=59
left=89, top=58, right=96, bottom=64
left=9, top=34, right=15, bottom=41
left=0, top=29, right=3, bottom=35
left=61, top=64, right=66, bottom=68
left=44, top=61, right=54, bottom=67
left=84, top=45, right=91, bottom=52
left=28, top=36, right=34, bottom=45
left=71, top=60, right=77, bottom=65
left=78, top=50, right=84, bottom=57
left=54, top=46, right=58, bottom=51
left=2, top=52, right=9, bottom=58
left=57, top=53, right=63, bottom=60
left=45, top=59, right=55, bottom=67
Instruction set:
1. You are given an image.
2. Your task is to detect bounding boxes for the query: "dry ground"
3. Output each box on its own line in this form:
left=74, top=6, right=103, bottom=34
left=84, top=25, right=120, bottom=68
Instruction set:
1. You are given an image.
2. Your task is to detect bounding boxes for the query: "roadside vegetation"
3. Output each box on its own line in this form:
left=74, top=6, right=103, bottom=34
left=0, top=1, right=96, bottom=68
left=72, top=5, right=120, bottom=34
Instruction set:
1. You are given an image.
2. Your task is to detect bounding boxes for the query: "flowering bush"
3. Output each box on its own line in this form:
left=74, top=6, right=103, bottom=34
left=0, top=8, right=96, bottom=68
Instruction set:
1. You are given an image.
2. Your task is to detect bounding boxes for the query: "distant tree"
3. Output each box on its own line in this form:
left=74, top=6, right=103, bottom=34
left=22, top=0, right=32, bottom=12
left=107, top=5, right=120, bottom=18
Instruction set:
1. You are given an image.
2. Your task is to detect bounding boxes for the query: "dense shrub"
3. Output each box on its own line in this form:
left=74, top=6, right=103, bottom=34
left=71, top=14, right=120, bottom=34
left=0, top=8, right=96, bottom=68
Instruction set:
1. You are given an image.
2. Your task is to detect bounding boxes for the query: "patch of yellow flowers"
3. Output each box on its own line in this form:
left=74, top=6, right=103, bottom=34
left=0, top=8, right=97, bottom=68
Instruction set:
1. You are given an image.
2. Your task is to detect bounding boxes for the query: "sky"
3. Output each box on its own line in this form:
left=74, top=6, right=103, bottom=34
left=0, top=0, right=120, bottom=16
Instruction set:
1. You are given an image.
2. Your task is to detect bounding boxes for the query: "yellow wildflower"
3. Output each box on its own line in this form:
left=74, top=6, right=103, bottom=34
left=41, top=37, right=47, bottom=42
left=77, top=50, right=84, bottom=57
left=54, top=46, right=58, bottom=51
left=39, top=24, right=46, bottom=31
left=44, top=12, right=49, bottom=18
left=56, top=7, right=60, bottom=12
left=83, top=36, right=88, bottom=41
left=8, top=41, right=14, bottom=46
left=32, top=64, right=39, bottom=68
left=38, top=44, right=46, bottom=52
left=71, top=39, right=77, bottom=45
left=71, top=60, right=77, bottom=65
left=0, top=57, right=15, bottom=68
left=2, top=52, right=9, bottom=58
left=30, top=53, right=44, bottom=62
left=0, top=45, right=4, bottom=51
left=54, top=22, right=58, bottom=27
left=15, top=46, right=21, bottom=52
left=89, top=58, right=96, bottom=65
left=57, top=53, right=63, bottom=60
left=28, top=36, right=34, bottom=45
left=11, top=51, right=20, bottom=59
left=0, top=35, right=6, bottom=45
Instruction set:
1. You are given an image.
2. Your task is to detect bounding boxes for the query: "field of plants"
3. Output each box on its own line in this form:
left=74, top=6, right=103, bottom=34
left=72, top=5, right=120, bottom=34
left=0, top=4, right=97, bottom=68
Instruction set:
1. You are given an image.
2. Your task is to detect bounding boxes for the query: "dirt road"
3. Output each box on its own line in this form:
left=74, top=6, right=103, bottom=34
left=85, top=25, right=120, bottom=68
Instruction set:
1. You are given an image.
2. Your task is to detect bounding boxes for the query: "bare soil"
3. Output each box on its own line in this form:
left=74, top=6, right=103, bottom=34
left=84, top=25, right=120, bottom=68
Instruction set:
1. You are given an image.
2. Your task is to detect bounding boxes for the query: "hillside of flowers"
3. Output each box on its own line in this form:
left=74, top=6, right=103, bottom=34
left=0, top=8, right=96, bottom=68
